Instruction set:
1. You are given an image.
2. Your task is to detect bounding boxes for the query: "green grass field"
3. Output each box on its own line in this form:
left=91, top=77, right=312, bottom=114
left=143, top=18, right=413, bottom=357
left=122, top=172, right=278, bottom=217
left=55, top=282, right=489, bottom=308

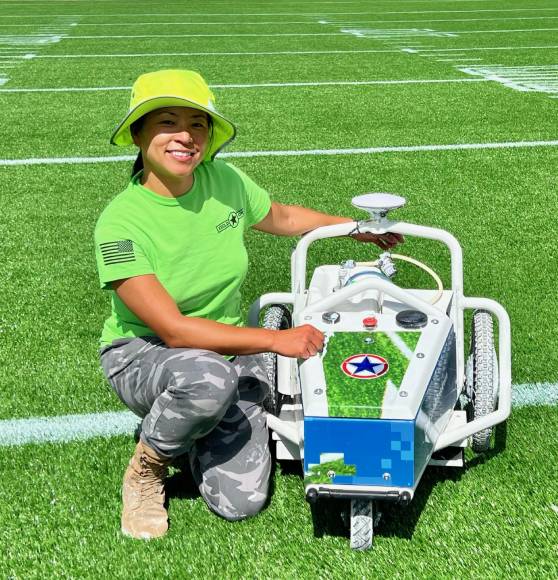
left=1, top=0, right=557, bottom=577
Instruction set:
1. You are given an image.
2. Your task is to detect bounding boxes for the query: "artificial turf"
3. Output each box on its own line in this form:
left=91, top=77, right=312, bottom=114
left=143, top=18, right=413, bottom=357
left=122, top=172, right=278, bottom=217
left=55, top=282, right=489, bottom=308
left=1, top=0, right=557, bottom=576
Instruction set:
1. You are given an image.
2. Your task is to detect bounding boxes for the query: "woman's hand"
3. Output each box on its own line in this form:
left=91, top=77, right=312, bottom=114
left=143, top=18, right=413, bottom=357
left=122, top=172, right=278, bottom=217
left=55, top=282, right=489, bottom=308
left=349, top=231, right=404, bottom=250
left=270, top=325, right=325, bottom=359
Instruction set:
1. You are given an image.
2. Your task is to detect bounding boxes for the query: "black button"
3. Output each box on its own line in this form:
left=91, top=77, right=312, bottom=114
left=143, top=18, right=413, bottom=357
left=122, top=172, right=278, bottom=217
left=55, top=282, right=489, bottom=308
left=396, top=310, right=428, bottom=329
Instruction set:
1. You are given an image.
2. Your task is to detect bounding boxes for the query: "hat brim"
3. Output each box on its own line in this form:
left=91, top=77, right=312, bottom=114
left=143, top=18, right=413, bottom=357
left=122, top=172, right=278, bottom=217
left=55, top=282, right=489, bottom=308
left=110, top=96, right=236, bottom=161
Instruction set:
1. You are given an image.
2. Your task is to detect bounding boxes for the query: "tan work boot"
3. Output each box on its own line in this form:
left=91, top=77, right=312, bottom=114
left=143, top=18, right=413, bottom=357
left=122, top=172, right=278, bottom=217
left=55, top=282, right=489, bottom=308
left=121, top=440, right=172, bottom=539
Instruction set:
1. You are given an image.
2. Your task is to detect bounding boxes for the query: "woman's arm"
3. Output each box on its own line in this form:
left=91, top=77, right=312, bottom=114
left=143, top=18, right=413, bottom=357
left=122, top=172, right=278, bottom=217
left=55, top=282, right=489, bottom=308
left=253, top=202, right=403, bottom=249
left=113, top=274, right=324, bottom=357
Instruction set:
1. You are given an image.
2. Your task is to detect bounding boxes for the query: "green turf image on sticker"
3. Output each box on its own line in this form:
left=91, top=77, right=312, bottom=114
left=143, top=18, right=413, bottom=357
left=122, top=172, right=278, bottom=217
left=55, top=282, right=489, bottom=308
left=323, top=331, right=420, bottom=418
left=305, top=455, right=357, bottom=485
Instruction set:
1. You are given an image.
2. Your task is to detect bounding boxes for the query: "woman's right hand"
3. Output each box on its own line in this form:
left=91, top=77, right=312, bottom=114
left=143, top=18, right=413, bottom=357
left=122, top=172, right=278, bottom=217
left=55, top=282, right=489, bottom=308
left=270, top=325, right=325, bottom=359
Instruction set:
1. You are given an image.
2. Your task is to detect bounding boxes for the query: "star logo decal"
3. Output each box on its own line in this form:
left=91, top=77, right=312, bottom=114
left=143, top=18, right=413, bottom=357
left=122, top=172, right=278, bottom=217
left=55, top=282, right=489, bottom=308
left=340, top=354, right=389, bottom=380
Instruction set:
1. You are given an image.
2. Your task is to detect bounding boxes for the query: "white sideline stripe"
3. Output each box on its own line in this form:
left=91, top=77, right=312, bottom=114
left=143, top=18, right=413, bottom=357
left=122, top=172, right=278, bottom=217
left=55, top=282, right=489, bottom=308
left=34, top=49, right=402, bottom=59
left=344, top=27, right=558, bottom=37
left=0, top=382, right=555, bottom=446
left=0, top=78, right=491, bottom=93
left=1, top=9, right=558, bottom=18
left=64, top=32, right=347, bottom=39
left=31, top=46, right=558, bottom=59
left=60, top=28, right=558, bottom=40
left=5, top=15, right=558, bottom=27
left=3, top=140, right=558, bottom=166
left=331, top=16, right=558, bottom=25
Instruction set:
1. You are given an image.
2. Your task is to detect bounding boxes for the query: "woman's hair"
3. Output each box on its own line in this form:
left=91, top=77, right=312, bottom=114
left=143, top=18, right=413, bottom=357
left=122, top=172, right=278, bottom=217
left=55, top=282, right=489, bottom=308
left=129, top=112, right=213, bottom=178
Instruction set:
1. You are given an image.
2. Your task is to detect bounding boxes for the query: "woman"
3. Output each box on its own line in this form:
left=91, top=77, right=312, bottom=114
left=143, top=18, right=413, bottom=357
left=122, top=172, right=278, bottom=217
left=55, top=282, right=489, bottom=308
left=95, top=69, right=401, bottom=540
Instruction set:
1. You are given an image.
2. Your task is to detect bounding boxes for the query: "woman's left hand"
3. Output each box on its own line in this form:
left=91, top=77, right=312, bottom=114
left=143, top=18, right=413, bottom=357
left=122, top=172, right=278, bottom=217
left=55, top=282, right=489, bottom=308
left=349, top=231, right=404, bottom=250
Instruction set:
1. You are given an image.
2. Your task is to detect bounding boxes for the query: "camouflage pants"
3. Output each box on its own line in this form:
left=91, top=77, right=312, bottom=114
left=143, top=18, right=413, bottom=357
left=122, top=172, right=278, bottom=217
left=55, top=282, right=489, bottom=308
left=100, top=336, right=271, bottom=521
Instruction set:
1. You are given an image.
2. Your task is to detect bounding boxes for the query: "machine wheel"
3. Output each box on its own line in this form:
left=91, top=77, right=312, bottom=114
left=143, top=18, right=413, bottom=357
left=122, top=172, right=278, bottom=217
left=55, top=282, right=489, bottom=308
left=350, top=499, right=374, bottom=550
left=261, top=305, right=292, bottom=415
left=467, top=310, right=498, bottom=452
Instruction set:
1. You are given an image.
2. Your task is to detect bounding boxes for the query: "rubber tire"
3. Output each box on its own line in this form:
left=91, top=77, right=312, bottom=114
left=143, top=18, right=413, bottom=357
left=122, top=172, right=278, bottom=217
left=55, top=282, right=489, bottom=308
left=261, top=305, right=292, bottom=415
left=468, top=310, right=497, bottom=452
left=350, top=499, right=374, bottom=550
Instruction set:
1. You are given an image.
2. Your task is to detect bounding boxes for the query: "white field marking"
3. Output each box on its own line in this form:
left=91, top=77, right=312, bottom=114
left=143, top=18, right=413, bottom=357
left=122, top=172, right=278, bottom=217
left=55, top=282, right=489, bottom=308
left=16, top=15, right=551, bottom=28
left=0, top=34, right=63, bottom=45
left=418, top=46, right=558, bottom=54
left=0, top=78, right=491, bottom=93
left=329, top=16, right=558, bottom=25
left=33, top=45, right=558, bottom=60
left=0, top=410, right=140, bottom=446
left=5, top=15, right=558, bottom=27
left=458, top=65, right=558, bottom=96
left=0, top=76, right=9, bottom=84
left=33, top=48, right=403, bottom=59
left=343, top=28, right=459, bottom=39
left=3, top=140, right=558, bottom=167
left=342, top=27, right=558, bottom=39
left=511, top=382, right=558, bottom=408
left=64, top=32, right=347, bottom=39
left=0, top=381, right=555, bottom=447
left=2, top=8, right=558, bottom=19
left=0, top=20, right=334, bottom=27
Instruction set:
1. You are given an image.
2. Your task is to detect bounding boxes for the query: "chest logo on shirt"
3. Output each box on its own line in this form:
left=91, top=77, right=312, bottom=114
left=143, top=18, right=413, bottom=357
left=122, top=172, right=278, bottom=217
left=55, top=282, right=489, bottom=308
left=216, top=208, right=245, bottom=233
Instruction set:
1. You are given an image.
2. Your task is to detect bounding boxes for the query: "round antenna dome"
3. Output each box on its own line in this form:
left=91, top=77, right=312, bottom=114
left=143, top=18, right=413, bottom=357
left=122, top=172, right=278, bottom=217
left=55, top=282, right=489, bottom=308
left=351, top=193, right=406, bottom=221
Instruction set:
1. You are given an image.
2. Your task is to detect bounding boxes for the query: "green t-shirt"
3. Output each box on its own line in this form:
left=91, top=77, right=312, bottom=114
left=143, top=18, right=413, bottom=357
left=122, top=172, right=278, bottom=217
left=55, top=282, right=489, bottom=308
left=94, top=160, right=271, bottom=347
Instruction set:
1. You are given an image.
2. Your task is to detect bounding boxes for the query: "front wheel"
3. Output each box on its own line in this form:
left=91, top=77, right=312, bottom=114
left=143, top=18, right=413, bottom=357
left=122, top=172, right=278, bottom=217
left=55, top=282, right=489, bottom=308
left=350, top=499, right=374, bottom=550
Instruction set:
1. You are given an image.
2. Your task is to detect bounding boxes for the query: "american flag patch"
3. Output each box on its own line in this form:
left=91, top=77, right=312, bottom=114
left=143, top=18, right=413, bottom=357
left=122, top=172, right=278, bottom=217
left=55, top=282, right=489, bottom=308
left=99, top=239, right=135, bottom=266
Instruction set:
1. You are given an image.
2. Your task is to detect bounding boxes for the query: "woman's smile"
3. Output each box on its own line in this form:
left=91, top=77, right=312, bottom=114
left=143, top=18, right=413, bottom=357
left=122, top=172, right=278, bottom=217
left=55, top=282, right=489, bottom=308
left=133, top=106, right=210, bottom=197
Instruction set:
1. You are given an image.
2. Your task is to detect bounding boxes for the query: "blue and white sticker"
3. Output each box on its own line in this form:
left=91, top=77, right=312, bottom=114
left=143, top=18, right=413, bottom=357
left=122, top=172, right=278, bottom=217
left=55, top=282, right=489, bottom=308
left=341, top=353, right=389, bottom=380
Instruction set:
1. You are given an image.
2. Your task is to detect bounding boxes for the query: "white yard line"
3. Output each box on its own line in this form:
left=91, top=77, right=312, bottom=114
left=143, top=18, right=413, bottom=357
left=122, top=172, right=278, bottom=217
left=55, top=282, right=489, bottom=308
left=33, top=48, right=402, bottom=59
left=56, top=28, right=558, bottom=39
left=65, top=32, right=348, bottom=39
left=0, top=20, right=332, bottom=27
left=29, top=45, right=558, bottom=60
left=329, top=16, right=558, bottom=25
left=0, top=78, right=490, bottom=93
left=3, top=139, right=558, bottom=167
left=419, top=45, right=558, bottom=53
left=2, top=8, right=558, bottom=19
left=0, top=381, right=555, bottom=446
left=5, top=15, right=558, bottom=27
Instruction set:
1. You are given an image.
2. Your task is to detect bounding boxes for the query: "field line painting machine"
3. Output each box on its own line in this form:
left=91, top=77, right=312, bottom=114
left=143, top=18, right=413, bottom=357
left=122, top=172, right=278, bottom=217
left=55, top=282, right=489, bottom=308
left=248, top=193, right=512, bottom=550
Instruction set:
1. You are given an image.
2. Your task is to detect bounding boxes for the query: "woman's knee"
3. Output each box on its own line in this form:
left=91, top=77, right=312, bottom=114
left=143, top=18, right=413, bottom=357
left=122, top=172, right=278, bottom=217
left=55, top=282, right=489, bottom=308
left=206, top=489, right=268, bottom=522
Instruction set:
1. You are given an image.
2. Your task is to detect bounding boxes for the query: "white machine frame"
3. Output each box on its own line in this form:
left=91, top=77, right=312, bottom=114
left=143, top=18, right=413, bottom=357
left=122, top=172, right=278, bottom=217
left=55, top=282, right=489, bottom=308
left=248, top=204, right=512, bottom=453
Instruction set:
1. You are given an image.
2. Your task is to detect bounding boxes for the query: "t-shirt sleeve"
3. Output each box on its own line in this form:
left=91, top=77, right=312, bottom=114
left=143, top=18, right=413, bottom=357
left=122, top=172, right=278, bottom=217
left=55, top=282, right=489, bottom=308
left=94, top=217, right=154, bottom=290
left=227, top=163, right=271, bottom=228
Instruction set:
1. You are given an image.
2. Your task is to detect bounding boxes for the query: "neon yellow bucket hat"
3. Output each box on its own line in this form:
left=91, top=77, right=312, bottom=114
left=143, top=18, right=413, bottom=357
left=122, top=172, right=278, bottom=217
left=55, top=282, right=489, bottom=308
left=110, top=69, right=236, bottom=161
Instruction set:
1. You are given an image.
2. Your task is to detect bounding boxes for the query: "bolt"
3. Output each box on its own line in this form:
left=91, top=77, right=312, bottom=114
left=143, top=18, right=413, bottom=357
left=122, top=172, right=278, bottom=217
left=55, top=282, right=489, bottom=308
left=432, top=319, right=439, bottom=325
left=314, top=388, right=323, bottom=395
left=327, top=470, right=335, bottom=479
left=399, top=390, right=408, bottom=398
left=417, top=352, right=425, bottom=359
left=304, top=315, right=312, bottom=321
left=383, top=473, right=391, bottom=481
left=364, top=337, right=374, bottom=344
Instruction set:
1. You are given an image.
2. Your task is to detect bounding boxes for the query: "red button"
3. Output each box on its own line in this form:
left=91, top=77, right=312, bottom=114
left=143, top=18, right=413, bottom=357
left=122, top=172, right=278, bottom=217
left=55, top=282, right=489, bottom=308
left=363, top=316, right=378, bottom=328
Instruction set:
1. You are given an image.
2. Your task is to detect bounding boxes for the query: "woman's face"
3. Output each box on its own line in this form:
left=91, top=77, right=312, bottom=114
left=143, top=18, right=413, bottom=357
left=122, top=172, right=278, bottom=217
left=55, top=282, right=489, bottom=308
left=133, top=106, right=210, bottom=185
